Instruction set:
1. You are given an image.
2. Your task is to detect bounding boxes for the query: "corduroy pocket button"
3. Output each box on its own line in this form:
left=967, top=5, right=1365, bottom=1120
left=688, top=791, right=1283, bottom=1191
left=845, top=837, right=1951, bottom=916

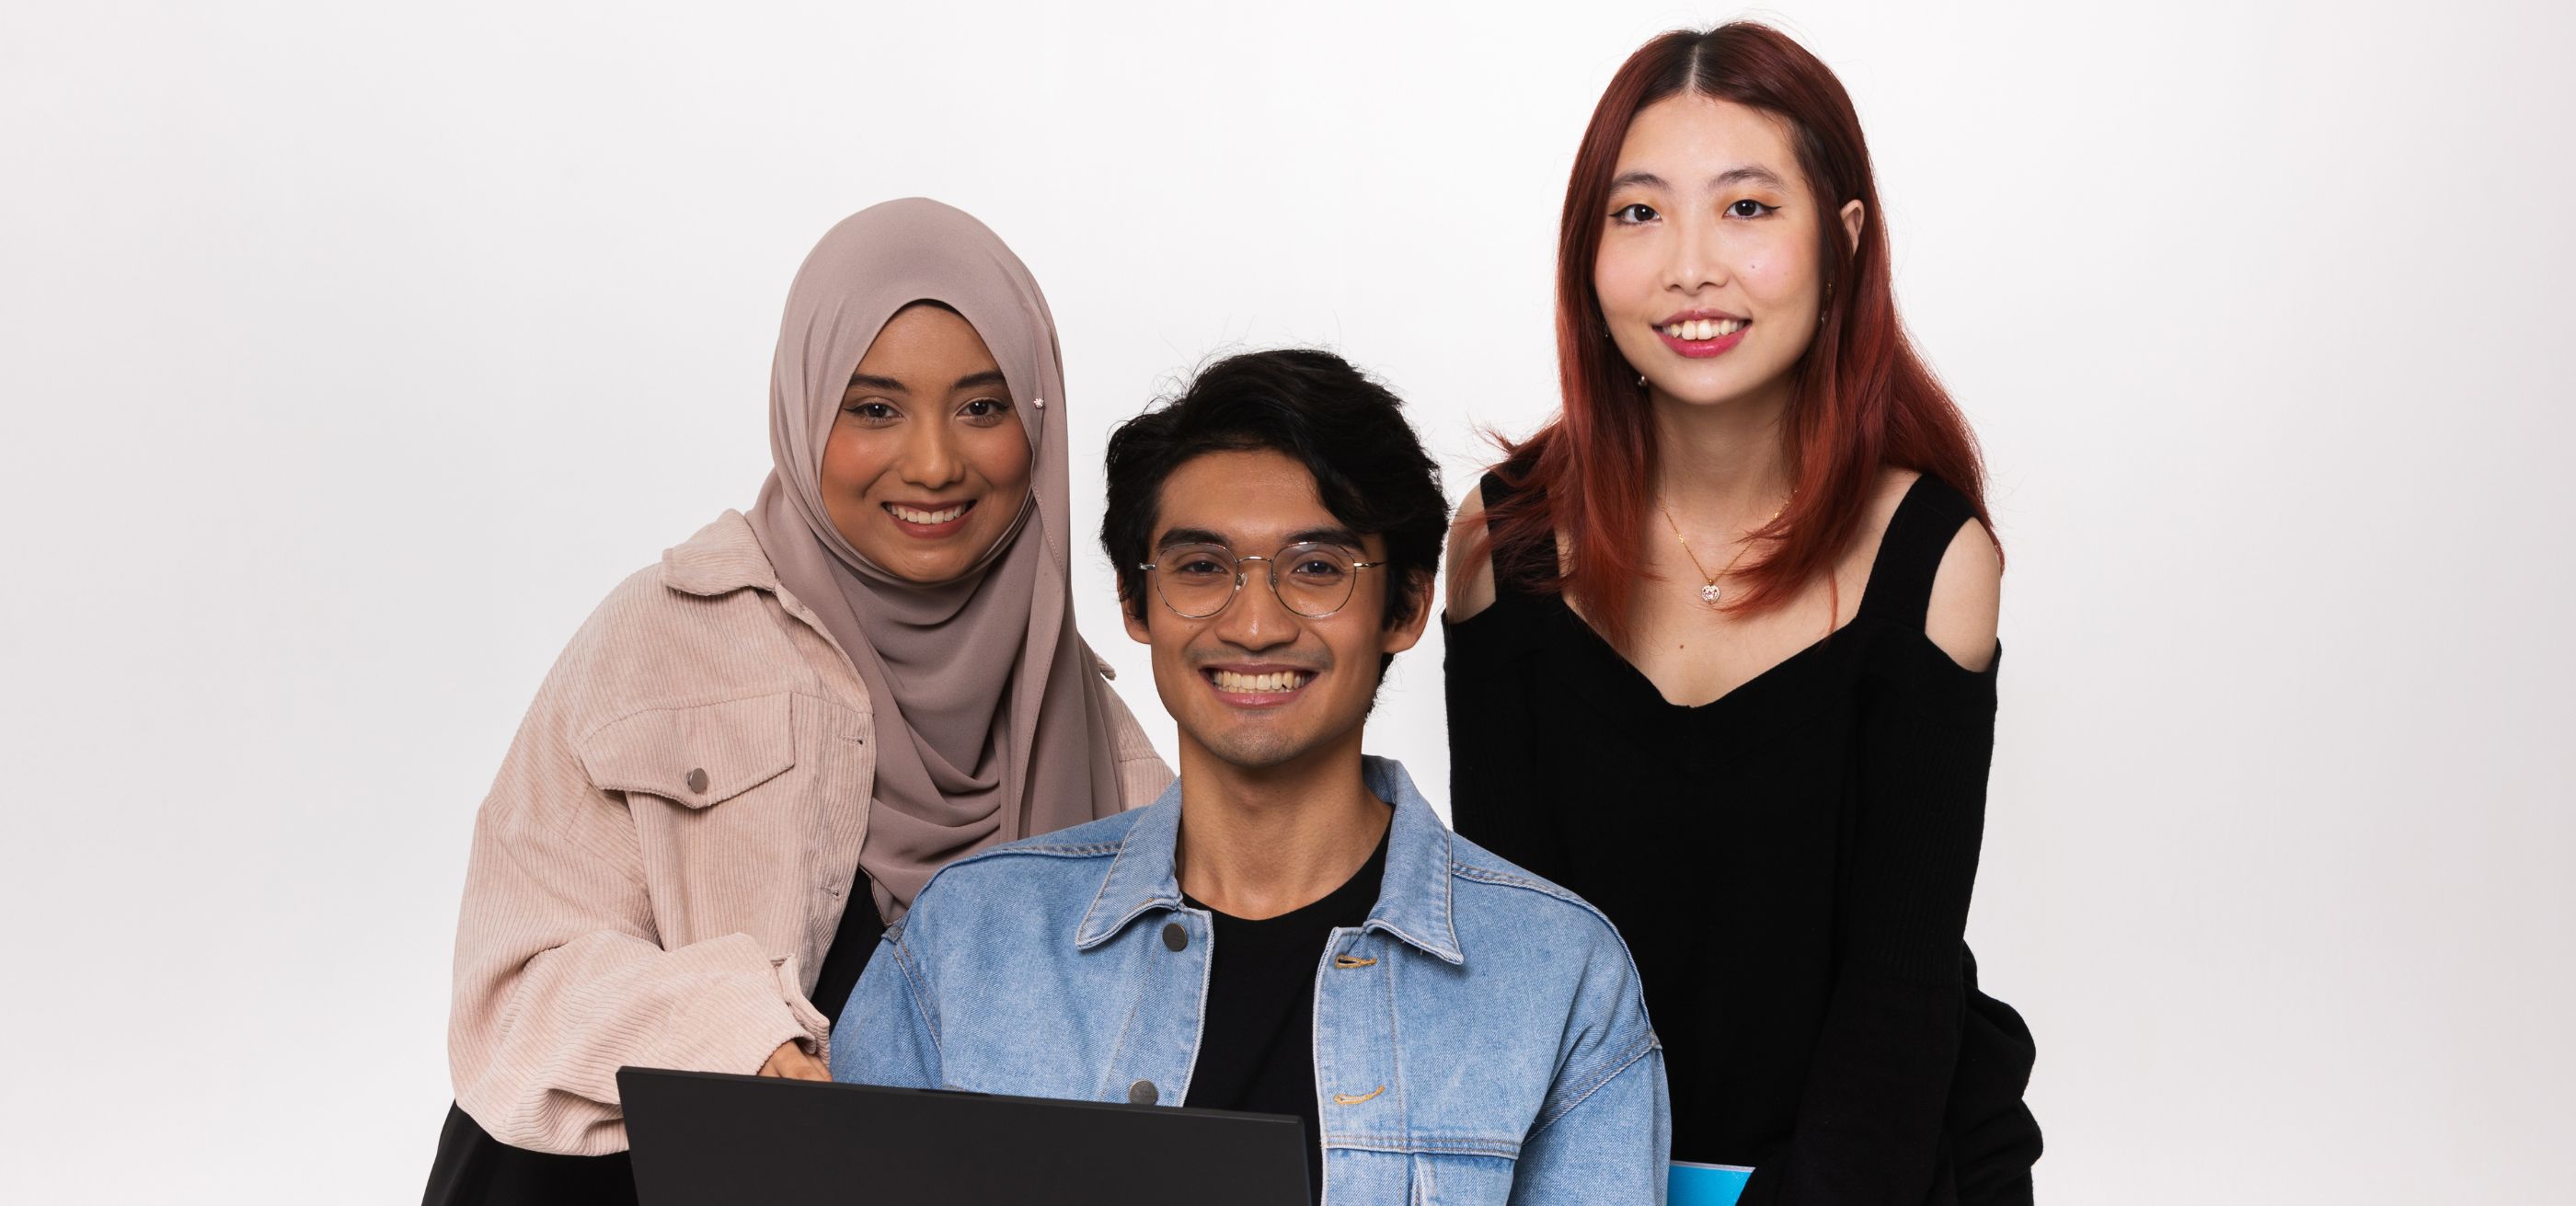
left=579, top=693, right=799, bottom=808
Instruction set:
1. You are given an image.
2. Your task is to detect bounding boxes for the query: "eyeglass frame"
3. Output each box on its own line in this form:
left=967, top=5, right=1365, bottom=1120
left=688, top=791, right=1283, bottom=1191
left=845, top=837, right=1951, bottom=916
left=1133, top=540, right=1388, bottom=620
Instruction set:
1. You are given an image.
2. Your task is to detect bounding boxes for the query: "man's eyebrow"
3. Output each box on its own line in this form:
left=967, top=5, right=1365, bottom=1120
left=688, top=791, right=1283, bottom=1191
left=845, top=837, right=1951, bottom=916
left=1155, top=527, right=1231, bottom=551
left=952, top=370, right=1007, bottom=392
left=846, top=373, right=906, bottom=393
left=1153, top=526, right=1367, bottom=552
left=1287, top=526, right=1365, bottom=549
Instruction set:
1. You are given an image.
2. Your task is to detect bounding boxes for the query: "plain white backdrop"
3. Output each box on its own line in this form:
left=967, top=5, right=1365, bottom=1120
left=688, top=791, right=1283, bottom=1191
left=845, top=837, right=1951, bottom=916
left=4, top=1, right=2570, bottom=1200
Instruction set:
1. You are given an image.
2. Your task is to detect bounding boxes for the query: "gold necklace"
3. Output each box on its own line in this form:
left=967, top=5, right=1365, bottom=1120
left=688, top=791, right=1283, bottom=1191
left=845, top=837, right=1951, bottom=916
left=1659, top=496, right=1788, bottom=607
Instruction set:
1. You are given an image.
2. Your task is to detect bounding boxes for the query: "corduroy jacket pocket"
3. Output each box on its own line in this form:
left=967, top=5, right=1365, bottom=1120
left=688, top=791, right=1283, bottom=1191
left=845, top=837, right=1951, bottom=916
left=578, top=693, right=799, bottom=808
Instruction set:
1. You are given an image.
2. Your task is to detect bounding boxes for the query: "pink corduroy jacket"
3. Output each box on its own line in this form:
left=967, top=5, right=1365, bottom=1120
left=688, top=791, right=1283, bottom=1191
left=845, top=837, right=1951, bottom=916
left=447, top=511, right=1173, bottom=1155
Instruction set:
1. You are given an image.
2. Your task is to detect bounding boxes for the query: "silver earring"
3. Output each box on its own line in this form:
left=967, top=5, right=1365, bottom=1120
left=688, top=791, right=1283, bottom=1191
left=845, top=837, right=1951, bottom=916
left=1637, top=373, right=1649, bottom=387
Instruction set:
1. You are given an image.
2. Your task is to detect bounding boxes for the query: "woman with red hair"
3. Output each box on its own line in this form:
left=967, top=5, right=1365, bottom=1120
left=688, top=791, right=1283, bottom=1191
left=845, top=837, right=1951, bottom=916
left=1444, top=23, right=2042, bottom=1205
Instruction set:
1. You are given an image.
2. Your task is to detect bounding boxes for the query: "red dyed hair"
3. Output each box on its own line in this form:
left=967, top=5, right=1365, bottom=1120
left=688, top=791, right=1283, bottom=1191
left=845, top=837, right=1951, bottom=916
left=1476, top=22, right=1992, bottom=647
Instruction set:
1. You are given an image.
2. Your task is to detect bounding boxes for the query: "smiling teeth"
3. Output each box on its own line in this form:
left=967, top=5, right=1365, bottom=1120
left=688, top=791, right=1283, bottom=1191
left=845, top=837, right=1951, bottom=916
left=890, top=504, right=966, bottom=524
left=1663, top=318, right=1747, bottom=340
left=1213, top=670, right=1308, bottom=694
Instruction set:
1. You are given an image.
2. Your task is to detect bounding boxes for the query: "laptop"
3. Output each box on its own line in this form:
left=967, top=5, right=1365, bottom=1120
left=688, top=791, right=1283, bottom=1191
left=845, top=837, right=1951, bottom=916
left=618, top=1066, right=1310, bottom=1205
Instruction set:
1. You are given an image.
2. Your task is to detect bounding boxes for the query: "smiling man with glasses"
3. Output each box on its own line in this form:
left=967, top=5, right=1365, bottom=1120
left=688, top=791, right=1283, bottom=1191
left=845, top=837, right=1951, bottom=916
left=831, top=349, right=1670, bottom=1204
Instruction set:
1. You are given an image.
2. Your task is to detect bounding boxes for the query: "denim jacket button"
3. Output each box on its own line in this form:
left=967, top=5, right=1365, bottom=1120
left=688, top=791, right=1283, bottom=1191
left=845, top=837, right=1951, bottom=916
left=1128, top=1079, right=1158, bottom=1105
left=1161, top=922, right=1188, bottom=951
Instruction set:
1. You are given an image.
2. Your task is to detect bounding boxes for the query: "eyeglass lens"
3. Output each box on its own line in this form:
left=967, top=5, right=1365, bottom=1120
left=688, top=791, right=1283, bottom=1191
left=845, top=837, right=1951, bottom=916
left=1153, top=543, right=1360, bottom=618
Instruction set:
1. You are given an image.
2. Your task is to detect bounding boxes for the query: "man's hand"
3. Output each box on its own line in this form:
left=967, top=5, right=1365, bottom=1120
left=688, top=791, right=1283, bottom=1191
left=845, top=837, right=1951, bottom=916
left=758, top=1039, right=830, bottom=1082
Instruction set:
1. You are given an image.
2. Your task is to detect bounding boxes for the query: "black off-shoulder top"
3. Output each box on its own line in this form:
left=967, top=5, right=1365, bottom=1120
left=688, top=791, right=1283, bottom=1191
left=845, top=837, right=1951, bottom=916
left=1444, top=471, right=2042, bottom=1205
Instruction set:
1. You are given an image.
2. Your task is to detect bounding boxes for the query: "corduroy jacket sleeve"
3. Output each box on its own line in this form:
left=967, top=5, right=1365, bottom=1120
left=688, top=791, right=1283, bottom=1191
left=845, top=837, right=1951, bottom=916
left=1092, top=645, right=1177, bottom=810
left=445, top=519, right=1174, bottom=1157
left=444, top=575, right=830, bottom=1157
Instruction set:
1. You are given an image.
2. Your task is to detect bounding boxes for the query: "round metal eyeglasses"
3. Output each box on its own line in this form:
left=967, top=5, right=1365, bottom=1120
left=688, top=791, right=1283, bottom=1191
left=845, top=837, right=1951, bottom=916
left=1136, top=542, right=1385, bottom=619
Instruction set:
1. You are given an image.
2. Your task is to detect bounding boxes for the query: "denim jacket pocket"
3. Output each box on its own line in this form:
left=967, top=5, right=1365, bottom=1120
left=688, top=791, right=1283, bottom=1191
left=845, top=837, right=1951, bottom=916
left=579, top=693, right=799, bottom=808
left=1319, top=1147, right=1518, bottom=1206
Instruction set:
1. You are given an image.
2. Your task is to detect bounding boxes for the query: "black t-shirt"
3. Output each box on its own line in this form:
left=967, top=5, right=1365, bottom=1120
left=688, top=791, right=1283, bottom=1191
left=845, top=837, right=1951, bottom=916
left=1182, top=826, right=1389, bottom=1204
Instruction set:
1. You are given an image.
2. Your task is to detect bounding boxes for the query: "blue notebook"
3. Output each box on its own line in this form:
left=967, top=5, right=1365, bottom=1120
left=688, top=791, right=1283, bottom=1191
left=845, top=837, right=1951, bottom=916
left=1669, top=1161, right=1754, bottom=1205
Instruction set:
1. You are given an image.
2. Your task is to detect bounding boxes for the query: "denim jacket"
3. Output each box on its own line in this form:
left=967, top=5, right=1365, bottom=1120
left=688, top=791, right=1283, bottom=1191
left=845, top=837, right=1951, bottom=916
left=833, top=757, right=1669, bottom=1204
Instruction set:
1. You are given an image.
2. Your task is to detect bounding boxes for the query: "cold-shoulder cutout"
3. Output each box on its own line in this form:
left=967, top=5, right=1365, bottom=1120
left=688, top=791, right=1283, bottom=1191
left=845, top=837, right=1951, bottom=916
left=1443, top=481, right=1498, bottom=623
left=1924, top=515, right=2002, bottom=672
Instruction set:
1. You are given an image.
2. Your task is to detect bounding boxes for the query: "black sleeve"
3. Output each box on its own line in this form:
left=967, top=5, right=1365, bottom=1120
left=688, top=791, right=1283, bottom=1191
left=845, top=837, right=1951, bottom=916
left=1443, top=472, right=1572, bottom=882
left=1442, top=613, right=1570, bottom=885
left=1739, top=641, right=1997, bottom=1206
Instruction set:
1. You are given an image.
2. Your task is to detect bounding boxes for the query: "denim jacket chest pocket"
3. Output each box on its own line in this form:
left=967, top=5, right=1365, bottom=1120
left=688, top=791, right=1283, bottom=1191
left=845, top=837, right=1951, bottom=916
left=935, top=907, right=1213, bottom=1106
left=577, top=691, right=875, bottom=966
left=1315, top=930, right=1584, bottom=1203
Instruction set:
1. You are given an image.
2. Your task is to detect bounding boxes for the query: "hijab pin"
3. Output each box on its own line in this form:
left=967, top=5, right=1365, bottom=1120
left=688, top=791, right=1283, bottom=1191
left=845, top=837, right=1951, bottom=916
left=1031, top=397, right=1044, bottom=409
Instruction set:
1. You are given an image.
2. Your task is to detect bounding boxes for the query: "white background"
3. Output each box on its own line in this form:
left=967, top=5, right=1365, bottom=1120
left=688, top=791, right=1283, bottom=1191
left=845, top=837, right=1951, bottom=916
left=4, top=2, right=2570, bottom=1201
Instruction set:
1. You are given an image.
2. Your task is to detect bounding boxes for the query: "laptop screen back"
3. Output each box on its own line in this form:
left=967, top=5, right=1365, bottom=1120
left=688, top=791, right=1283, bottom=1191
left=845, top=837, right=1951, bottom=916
left=618, top=1066, right=1309, bottom=1206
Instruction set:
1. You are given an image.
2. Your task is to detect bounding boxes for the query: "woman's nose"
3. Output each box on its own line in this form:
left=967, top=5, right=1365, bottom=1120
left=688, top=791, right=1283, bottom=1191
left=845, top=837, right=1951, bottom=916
left=898, top=421, right=965, bottom=488
left=1663, top=215, right=1729, bottom=294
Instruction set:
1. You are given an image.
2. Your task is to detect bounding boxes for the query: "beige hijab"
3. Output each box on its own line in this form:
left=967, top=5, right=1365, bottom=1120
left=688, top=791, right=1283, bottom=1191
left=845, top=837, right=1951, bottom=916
left=745, top=198, right=1122, bottom=921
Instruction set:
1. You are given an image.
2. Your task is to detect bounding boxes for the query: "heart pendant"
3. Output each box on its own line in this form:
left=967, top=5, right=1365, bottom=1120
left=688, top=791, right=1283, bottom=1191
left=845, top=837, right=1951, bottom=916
left=1699, top=583, right=1723, bottom=605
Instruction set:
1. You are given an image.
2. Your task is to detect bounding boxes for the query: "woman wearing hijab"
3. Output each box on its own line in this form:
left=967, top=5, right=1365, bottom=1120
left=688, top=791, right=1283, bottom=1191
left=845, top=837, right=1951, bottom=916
left=421, top=199, right=1172, bottom=1205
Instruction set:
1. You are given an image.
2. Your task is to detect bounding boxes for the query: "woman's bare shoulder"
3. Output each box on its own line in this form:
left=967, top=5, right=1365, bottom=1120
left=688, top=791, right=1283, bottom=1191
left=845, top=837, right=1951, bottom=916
left=1443, top=481, right=1497, bottom=622
left=1876, top=468, right=2001, bottom=672
left=1925, top=507, right=2002, bottom=672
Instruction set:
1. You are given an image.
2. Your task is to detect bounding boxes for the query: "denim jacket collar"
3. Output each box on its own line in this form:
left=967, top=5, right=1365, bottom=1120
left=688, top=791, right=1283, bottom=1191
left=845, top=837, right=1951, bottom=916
left=1074, top=755, right=1465, bottom=964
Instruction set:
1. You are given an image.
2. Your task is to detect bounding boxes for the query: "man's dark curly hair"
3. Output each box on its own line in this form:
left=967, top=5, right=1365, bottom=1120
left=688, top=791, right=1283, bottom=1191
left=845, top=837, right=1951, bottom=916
left=1101, top=349, right=1448, bottom=654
